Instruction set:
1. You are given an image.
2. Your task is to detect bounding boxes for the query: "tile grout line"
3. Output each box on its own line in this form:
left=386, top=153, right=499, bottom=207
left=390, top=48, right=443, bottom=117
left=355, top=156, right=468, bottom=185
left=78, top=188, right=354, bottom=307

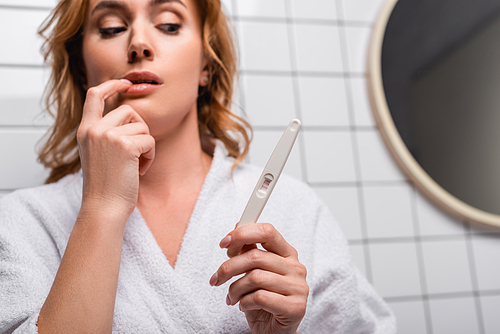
left=0, top=64, right=47, bottom=69
left=230, top=15, right=372, bottom=27
left=0, top=4, right=52, bottom=11
left=335, top=0, right=373, bottom=283
left=409, top=185, right=434, bottom=334
left=309, top=179, right=409, bottom=188
left=250, top=125, right=377, bottom=131
left=229, top=0, right=253, bottom=165
left=0, top=125, right=51, bottom=129
left=0, top=126, right=51, bottom=131
left=464, top=222, right=486, bottom=334
left=385, top=289, right=500, bottom=303
left=347, top=234, right=480, bottom=245
left=347, top=231, right=500, bottom=244
left=230, top=2, right=246, bottom=112
left=229, top=11, right=252, bottom=163
left=241, top=69, right=365, bottom=77
left=283, top=0, right=309, bottom=183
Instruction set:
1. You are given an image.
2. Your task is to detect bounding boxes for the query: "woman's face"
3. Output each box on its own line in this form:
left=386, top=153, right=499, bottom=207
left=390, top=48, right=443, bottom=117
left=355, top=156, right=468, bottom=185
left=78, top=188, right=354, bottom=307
left=82, top=0, right=208, bottom=139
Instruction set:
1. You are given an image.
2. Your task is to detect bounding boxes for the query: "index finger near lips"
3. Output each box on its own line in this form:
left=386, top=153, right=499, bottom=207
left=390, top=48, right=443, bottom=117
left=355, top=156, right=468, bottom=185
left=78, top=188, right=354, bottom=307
left=81, top=79, right=132, bottom=126
left=222, top=223, right=298, bottom=259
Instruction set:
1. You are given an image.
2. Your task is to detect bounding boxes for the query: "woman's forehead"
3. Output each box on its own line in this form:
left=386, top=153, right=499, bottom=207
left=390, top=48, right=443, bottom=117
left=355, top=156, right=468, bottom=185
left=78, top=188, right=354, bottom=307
left=86, top=0, right=193, bottom=12
left=84, top=0, right=203, bottom=29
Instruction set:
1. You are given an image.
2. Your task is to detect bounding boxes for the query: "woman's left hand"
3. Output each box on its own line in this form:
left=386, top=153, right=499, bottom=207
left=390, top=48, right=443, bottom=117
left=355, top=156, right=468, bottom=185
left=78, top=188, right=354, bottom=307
left=210, top=223, right=309, bottom=334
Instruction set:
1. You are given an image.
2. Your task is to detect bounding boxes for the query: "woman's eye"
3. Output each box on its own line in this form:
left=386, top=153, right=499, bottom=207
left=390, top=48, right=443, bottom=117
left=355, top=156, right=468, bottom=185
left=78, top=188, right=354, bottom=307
left=99, top=27, right=126, bottom=37
left=159, top=23, right=181, bottom=34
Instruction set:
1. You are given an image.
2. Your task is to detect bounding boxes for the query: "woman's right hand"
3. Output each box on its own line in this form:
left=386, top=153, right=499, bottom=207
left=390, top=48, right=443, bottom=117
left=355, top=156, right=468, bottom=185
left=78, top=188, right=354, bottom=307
left=38, top=80, right=154, bottom=333
left=77, top=79, right=155, bottom=220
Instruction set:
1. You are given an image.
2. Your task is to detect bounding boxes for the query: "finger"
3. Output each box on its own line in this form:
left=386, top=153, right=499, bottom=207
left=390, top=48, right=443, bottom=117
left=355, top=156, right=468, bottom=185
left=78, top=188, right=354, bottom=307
left=213, top=249, right=290, bottom=287
left=227, top=243, right=257, bottom=258
left=102, top=122, right=150, bottom=138
left=239, top=244, right=257, bottom=254
left=81, top=79, right=133, bottom=126
left=227, top=270, right=301, bottom=306
left=239, top=290, right=307, bottom=320
left=98, top=104, right=147, bottom=128
left=222, top=223, right=297, bottom=258
left=227, top=246, right=243, bottom=258
left=227, top=224, right=254, bottom=258
left=135, top=135, right=155, bottom=175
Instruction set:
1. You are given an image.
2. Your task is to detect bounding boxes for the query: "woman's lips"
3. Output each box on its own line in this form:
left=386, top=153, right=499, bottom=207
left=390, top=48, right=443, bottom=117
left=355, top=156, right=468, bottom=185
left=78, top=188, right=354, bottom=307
left=124, top=83, right=162, bottom=95
left=121, top=71, right=163, bottom=95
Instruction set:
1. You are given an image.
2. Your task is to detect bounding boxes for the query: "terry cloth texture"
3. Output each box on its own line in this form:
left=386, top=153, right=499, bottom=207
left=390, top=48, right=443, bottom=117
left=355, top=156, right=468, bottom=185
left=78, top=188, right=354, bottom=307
left=0, top=142, right=396, bottom=333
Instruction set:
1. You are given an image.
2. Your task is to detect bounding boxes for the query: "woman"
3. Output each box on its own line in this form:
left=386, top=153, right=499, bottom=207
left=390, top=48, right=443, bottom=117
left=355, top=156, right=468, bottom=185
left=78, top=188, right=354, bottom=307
left=0, top=0, right=396, bottom=333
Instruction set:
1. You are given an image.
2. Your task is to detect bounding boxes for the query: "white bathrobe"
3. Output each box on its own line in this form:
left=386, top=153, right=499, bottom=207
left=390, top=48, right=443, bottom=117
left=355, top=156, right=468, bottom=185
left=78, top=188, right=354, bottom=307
left=0, top=142, right=396, bottom=333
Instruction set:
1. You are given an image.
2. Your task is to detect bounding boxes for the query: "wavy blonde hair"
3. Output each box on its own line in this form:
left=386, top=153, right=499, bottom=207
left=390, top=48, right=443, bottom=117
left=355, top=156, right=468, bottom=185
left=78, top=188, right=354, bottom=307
left=38, top=0, right=251, bottom=183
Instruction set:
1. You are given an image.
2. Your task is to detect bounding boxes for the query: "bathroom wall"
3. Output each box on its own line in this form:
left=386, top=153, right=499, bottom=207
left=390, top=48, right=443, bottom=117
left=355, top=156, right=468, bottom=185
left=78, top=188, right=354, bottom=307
left=1, top=0, right=500, bottom=333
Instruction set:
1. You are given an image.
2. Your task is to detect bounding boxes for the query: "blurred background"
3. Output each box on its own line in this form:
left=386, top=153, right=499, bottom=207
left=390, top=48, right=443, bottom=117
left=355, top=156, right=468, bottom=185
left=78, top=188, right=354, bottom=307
left=1, top=0, right=500, bottom=333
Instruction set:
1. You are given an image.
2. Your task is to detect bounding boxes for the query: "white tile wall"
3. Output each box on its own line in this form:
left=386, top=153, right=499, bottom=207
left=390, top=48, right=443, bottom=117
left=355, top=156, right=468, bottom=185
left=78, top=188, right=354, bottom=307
left=0, top=8, right=48, bottom=65
left=293, top=24, right=343, bottom=73
left=341, top=0, right=386, bottom=22
left=2, top=0, right=500, bottom=332
left=313, top=186, right=362, bottom=240
left=421, top=239, right=473, bottom=294
left=388, top=300, right=428, bottom=334
left=349, top=77, right=376, bottom=127
left=236, top=0, right=286, bottom=18
left=471, top=234, right=500, bottom=291
left=0, top=67, right=52, bottom=126
left=363, top=184, right=415, bottom=239
left=302, top=131, right=356, bottom=183
left=298, top=77, right=349, bottom=126
left=356, top=130, right=406, bottom=181
left=221, top=0, right=233, bottom=16
left=237, top=21, right=291, bottom=72
left=0, top=0, right=55, bottom=7
left=481, top=295, right=500, bottom=334
left=242, top=74, right=296, bottom=126
left=369, top=242, right=422, bottom=298
left=0, top=129, right=49, bottom=189
left=290, top=0, right=337, bottom=21
left=342, top=26, right=371, bottom=73
left=415, top=190, right=468, bottom=236
left=349, top=244, right=367, bottom=277
left=428, top=297, right=481, bottom=334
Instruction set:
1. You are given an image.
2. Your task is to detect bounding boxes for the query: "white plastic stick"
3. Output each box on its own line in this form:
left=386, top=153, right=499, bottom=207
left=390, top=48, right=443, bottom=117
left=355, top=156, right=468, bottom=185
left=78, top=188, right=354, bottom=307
left=227, top=119, right=301, bottom=257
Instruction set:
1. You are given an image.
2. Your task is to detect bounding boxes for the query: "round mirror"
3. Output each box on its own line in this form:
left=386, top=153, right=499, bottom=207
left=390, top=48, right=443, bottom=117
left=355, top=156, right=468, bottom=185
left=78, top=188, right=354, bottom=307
left=368, top=0, right=500, bottom=226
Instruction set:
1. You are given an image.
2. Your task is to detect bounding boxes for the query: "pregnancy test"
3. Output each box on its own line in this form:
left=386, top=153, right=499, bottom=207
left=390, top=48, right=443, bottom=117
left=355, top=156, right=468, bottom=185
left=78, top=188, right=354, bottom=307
left=227, top=119, right=301, bottom=258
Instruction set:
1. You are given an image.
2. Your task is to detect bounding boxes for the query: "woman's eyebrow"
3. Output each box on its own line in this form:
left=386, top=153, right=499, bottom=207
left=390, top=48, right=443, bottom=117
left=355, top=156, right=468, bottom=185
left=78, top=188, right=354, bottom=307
left=91, top=0, right=187, bottom=17
left=91, top=0, right=128, bottom=16
left=150, top=0, right=187, bottom=9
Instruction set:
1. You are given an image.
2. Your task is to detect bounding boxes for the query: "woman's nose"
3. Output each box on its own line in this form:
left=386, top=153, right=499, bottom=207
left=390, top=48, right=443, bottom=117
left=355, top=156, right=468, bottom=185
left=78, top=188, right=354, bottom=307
left=127, top=28, right=154, bottom=63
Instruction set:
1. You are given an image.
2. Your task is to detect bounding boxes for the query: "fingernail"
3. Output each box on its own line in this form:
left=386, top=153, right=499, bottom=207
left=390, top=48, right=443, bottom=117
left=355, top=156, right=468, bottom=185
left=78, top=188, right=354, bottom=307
left=219, top=235, right=231, bottom=248
left=239, top=303, right=243, bottom=312
left=209, top=272, right=218, bottom=286
left=120, top=78, right=133, bottom=85
left=226, top=294, right=231, bottom=306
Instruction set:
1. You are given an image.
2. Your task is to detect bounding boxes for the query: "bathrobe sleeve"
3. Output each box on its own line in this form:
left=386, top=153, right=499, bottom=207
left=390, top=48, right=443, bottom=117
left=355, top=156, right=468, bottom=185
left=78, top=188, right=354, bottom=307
left=296, top=191, right=397, bottom=334
left=0, top=192, right=62, bottom=334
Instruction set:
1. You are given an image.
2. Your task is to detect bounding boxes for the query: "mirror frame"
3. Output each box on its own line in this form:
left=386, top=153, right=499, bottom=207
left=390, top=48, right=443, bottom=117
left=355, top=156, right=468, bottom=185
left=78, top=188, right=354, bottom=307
left=367, top=0, right=500, bottom=227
